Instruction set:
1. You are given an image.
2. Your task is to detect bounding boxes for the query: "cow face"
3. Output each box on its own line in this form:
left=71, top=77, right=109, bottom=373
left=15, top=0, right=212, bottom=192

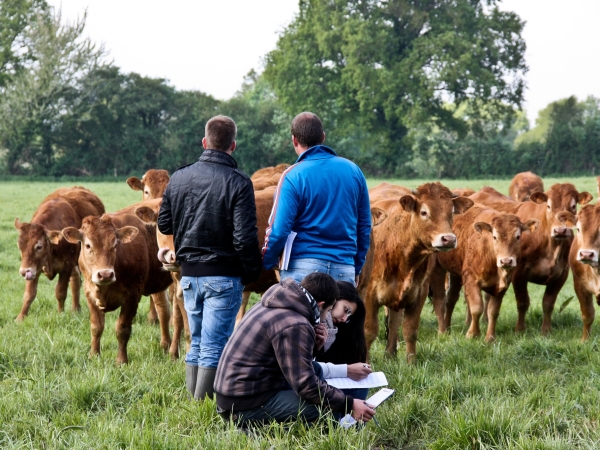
left=14, top=218, right=62, bottom=280
left=559, top=205, right=600, bottom=266
left=474, top=215, right=540, bottom=269
left=530, top=183, right=592, bottom=239
left=62, top=215, right=139, bottom=289
left=126, top=169, right=170, bottom=201
left=400, top=182, right=474, bottom=252
left=135, top=205, right=179, bottom=273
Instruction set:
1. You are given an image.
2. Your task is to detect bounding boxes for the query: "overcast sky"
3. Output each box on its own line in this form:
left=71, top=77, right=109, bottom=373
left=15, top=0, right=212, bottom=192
left=48, top=0, right=600, bottom=126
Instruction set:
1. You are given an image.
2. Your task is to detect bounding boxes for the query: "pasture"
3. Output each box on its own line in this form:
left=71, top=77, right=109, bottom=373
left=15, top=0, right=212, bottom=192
left=1, top=177, right=600, bottom=449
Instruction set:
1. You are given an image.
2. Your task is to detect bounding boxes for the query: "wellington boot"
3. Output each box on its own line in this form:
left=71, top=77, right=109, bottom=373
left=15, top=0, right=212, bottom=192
left=194, top=366, right=217, bottom=400
left=186, top=364, right=199, bottom=398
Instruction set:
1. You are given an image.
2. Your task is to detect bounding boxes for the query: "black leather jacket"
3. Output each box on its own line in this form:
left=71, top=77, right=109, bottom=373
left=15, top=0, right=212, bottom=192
left=157, top=150, right=262, bottom=285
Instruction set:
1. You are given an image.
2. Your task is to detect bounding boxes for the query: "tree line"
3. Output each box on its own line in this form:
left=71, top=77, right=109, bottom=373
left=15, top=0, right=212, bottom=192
left=1, top=0, right=598, bottom=179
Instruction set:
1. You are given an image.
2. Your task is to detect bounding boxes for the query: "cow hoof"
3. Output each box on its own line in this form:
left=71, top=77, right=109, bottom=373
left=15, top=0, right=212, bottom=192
left=484, top=335, right=496, bottom=343
left=15, top=315, right=25, bottom=323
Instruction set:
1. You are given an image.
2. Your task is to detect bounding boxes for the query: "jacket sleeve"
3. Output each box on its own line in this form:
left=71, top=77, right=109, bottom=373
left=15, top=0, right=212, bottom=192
left=232, top=178, right=263, bottom=285
left=271, top=324, right=353, bottom=414
left=157, top=183, right=174, bottom=236
left=354, top=173, right=372, bottom=274
left=262, top=176, right=299, bottom=269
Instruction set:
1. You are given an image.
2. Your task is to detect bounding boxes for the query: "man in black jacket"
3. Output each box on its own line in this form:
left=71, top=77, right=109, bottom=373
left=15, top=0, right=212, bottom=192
left=158, top=115, right=262, bottom=400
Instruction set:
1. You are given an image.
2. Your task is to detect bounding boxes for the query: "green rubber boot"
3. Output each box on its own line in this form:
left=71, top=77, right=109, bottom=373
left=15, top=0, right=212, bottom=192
left=194, top=366, right=217, bottom=400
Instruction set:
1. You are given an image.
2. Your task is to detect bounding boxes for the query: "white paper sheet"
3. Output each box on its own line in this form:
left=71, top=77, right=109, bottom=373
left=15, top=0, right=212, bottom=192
left=326, top=371, right=388, bottom=389
left=280, top=231, right=297, bottom=270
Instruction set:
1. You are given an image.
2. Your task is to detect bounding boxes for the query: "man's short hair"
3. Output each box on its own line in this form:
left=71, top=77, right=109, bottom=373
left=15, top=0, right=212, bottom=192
left=205, top=115, right=237, bottom=151
left=291, top=112, right=324, bottom=148
left=300, top=272, right=339, bottom=308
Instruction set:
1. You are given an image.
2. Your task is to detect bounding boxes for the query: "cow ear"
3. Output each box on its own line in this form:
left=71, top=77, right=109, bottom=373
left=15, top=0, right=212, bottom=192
left=556, top=211, right=577, bottom=227
left=452, top=197, right=474, bottom=214
left=135, top=206, right=157, bottom=224
left=474, top=222, right=492, bottom=234
left=46, top=230, right=63, bottom=244
left=14, top=217, right=23, bottom=229
left=578, top=191, right=593, bottom=205
left=521, top=219, right=540, bottom=233
left=399, top=195, right=416, bottom=213
left=116, top=226, right=139, bottom=244
left=126, top=177, right=143, bottom=191
left=62, top=227, right=83, bottom=244
left=370, top=207, right=388, bottom=227
left=529, top=192, right=547, bottom=204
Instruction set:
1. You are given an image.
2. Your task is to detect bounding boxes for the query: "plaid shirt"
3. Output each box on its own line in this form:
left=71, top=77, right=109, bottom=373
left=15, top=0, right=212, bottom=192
left=214, top=279, right=353, bottom=414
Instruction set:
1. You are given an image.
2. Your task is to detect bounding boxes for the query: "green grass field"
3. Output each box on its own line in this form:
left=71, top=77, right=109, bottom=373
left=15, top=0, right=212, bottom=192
left=1, top=178, right=600, bottom=449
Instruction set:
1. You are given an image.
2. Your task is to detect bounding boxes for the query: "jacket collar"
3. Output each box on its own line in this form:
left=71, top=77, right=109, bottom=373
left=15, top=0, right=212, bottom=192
left=295, top=145, right=337, bottom=163
left=199, top=149, right=238, bottom=168
left=261, top=278, right=316, bottom=324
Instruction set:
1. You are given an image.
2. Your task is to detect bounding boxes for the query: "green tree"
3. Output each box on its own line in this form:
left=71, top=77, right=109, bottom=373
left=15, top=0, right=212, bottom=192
left=264, top=0, right=527, bottom=175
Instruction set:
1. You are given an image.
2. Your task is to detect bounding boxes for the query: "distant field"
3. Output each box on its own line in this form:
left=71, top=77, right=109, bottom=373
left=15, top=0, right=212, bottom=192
left=1, top=178, right=600, bottom=449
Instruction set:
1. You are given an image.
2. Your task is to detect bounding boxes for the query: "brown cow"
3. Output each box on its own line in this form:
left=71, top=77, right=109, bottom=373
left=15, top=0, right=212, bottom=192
left=62, top=213, right=173, bottom=364
left=431, top=206, right=539, bottom=342
left=14, top=187, right=105, bottom=321
left=359, top=182, right=474, bottom=361
left=509, top=171, right=544, bottom=202
left=250, top=163, right=291, bottom=180
left=470, top=184, right=593, bottom=334
left=126, top=169, right=171, bottom=323
left=451, top=188, right=476, bottom=197
left=559, top=205, right=600, bottom=341
left=126, top=169, right=170, bottom=201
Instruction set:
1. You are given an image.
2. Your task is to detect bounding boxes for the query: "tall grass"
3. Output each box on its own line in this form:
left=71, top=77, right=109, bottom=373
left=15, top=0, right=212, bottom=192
left=1, top=178, right=599, bottom=449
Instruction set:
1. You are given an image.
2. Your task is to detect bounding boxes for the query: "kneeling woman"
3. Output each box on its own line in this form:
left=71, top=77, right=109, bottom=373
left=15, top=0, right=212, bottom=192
left=316, top=281, right=370, bottom=400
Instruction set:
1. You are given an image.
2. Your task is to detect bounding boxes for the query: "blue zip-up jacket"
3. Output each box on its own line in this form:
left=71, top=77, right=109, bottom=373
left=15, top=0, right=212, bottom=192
left=262, top=145, right=371, bottom=275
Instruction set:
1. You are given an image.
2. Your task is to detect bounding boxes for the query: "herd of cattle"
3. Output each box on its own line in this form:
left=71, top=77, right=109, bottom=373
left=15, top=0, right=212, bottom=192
left=13, top=169, right=600, bottom=364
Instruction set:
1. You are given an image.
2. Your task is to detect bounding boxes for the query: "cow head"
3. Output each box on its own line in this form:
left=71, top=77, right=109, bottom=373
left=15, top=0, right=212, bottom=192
left=14, top=218, right=63, bottom=280
left=400, top=182, right=474, bottom=252
left=126, top=169, right=170, bottom=201
left=62, top=215, right=139, bottom=292
left=474, top=215, right=540, bottom=269
left=135, top=205, right=179, bottom=273
left=529, top=183, right=592, bottom=239
left=559, top=205, right=600, bottom=267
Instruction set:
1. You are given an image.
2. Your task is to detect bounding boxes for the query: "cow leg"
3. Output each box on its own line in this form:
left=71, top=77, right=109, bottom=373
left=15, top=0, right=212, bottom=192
left=573, top=277, right=595, bottom=342
left=385, top=309, right=404, bottom=357
left=364, top=292, right=380, bottom=360
left=402, top=288, right=428, bottom=363
left=485, top=291, right=506, bottom=343
left=87, top=296, right=105, bottom=357
left=54, top=271, right=70, bottom=313
left=147, top=294, right=159, bottom=324
left=151, top=290, right=172, bottom=353
left=445, top=274, right=463, bottom=331
left=482, top=293, right=490, bottom=324
left=115, top=299, right=139, bottom=365
left=170, top=296, right=182, bottom=360
left=541, top=270, right=568, bottom=335
left=69, top=266, right=81, bottom=312
left=16, top=276, right=40, bottom=322
left=235, top=291, right=251, bottom=328
left=464, top=278, right=483, bottom=338
left=513, top=275, right=530, bottom=333
left=430, top=263, right=448, bottom=333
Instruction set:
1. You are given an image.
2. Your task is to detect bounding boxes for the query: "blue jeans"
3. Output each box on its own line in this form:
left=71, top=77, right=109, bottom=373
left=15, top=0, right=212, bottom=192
left=180, top=276, right=243, bottom=368
left=280, top=258, right=355, bottom=284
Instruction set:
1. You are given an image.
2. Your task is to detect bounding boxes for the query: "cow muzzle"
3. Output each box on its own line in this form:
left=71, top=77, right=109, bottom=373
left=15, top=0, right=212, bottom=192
left=432, top=233, right=457, bottom=251
left=92, top=269, right=116, bottom=285
left=158, top=247, right=180, bottom=272
left=578, top=249, right=599, bottom=266
left=19, top=267, right=36, bottom=280
left=497, top=257, right=517, bottom=269
left=552, top=226, right=572, bottom=239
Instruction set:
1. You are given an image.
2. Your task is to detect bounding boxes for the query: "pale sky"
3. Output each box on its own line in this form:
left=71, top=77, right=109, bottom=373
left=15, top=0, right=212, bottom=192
left=49, top=0, right=600, bottom=126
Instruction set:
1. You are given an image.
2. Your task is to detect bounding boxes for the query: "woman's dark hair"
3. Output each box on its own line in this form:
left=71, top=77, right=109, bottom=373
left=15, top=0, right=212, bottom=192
left=320, top=281, right=367, bottom=364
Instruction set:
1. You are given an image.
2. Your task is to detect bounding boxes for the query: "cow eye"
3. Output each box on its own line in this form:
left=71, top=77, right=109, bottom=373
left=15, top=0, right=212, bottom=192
left=420, top=210, right=427, bottom=218
left=516, top=235, right=520, bottom=240
left=35, top=245, right=42, bottom=251
left=493, top=236, right=497, bottom=240
left=85, top=243, right=91, bottom=250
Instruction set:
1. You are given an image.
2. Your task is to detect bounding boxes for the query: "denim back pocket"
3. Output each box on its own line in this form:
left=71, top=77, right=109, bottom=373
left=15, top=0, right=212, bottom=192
left=180, top=279, right=191, bottom=290
left=204, top=280, right=236, bottom=310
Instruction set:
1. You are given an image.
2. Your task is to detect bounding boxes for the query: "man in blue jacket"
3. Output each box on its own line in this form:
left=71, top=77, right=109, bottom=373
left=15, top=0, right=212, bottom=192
left=262, top=112, right=371, bottom=286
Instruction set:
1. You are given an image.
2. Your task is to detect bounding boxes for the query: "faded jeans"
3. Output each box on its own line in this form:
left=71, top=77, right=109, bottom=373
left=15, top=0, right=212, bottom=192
left=180, top=276, right=243, bottom=368
left=280, top=258, right=355, bottom=285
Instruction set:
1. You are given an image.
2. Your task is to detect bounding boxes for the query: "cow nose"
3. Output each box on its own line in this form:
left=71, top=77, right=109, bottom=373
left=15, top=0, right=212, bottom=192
left=580, top=250, right=595, bottom=260
left=167, top=251, right=176, bottom=264
left=19, top=268, right=35, bottom=280
left=441, top=234, right=456, bottom=246
left=553, top=226, right=568, bottom=237
left=96, top=269, right=115, bottom=282
left=500, top=257, right=514, bottom=267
